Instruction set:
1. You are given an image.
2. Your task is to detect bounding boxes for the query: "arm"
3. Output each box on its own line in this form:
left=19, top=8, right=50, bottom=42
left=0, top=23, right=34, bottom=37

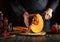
left=43, top=0, right=59, bottom=20
left=48, top=0, right=59, bottom=11
left=11, top=1, right=29, bottom=27
left=11, top=1, right=26, bottom=16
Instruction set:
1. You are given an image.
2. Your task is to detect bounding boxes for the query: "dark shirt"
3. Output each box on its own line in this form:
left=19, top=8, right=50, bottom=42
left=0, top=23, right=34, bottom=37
left=11, top=0, right=59, bottom=16
left=11, top=0, right=59, bottom=26
left=19, top=0, right=48, bottom=13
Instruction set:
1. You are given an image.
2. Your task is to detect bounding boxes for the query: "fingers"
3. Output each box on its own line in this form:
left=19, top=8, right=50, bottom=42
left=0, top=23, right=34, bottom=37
left=24, top=17, right=29, bottom=27
left=23, top=12, right=29, bottom=27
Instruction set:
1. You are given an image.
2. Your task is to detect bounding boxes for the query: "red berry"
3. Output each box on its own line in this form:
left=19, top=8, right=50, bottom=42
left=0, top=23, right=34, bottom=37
left=50, top=26, right=57, bottom=32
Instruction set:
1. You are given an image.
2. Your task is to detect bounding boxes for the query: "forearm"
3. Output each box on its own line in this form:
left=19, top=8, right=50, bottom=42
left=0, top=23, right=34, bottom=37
left=48, top=0, right=59, bottom=11
left=11, top=1, right=26, bottom=16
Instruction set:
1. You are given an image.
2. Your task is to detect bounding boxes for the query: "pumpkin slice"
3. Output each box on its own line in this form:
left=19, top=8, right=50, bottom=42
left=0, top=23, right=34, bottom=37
left=29, top=14, right=44, bottom=33
left=13, top=26, right=28, bottom=33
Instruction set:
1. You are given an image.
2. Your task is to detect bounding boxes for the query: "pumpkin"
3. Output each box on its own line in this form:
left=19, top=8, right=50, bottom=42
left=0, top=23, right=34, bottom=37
left=13, top=14, right=44, bottom=33
left=13, top=26, right=28, bottom=33
left=29, top=14, right=44, bottom=33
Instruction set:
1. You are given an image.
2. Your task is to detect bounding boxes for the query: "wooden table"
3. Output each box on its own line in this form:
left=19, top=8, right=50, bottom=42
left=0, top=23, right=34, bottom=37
left=0, top=33, right=60, bottom=42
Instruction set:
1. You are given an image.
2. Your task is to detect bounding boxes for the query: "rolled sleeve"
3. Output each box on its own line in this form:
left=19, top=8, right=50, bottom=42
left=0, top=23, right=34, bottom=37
left=48, top=0, right=59, bottom=11
left=11, top=1, right=25, bottom=16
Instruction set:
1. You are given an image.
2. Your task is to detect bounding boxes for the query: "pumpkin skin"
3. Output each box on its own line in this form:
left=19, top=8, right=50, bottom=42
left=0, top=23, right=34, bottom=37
left=29, top=14, right=44, bottom=33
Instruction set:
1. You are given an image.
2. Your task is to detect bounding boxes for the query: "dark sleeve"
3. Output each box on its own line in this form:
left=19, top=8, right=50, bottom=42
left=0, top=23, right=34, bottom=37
left=11, top=1, right=26, bottom=16
left=48, top=0, right=59, bottom=11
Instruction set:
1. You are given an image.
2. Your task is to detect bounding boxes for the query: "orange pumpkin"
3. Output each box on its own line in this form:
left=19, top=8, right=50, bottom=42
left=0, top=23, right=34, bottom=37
left=29, top=14, right=44, bottom=33
left=13, top=26, right=28, bottom=33
left=13, top=14, right=44, bottom=33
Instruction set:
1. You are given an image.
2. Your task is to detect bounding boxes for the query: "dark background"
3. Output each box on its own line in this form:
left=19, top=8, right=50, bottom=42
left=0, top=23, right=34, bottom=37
left=0, top=0, right=60, bottom=25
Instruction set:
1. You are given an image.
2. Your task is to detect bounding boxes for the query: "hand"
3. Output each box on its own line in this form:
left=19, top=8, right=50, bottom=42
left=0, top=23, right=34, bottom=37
left=23, top=12, right=35, bottom=27
left=23, top=12, right=29, bottom=27
left=43, top=8, right=53, bottom=20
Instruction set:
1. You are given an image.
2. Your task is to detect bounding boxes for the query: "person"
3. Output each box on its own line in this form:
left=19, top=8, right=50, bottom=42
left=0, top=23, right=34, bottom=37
left=11, top=0, right=59, bottom=32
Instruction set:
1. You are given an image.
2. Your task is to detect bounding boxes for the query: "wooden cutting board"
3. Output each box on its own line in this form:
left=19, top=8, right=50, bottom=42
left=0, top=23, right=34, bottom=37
left=19, top=32, right=46, bottom=36
left=13, top=26, right=46, bottom=35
